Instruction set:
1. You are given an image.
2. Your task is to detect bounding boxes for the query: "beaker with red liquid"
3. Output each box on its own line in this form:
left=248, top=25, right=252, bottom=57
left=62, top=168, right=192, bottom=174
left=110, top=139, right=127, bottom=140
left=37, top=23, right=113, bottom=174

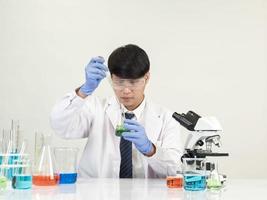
left=32, top=134, right=59, bottom=186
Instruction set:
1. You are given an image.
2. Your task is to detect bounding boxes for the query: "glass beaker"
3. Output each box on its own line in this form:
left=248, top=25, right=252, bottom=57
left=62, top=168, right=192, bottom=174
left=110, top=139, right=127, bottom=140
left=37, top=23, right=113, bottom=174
left=54, top=147, right=79, bottom=184
left=32, top=134, right=59, bottom=186
left=182, top=158, right=206, bottom=191
left=166, top=164, right=183, bottom=188
left=12, top=155, right=32, bottom=190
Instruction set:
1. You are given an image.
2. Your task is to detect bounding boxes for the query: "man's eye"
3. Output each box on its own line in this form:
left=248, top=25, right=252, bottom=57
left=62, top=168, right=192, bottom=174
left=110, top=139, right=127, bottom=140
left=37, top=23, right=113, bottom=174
left=130, top=80, right=137, bottom=84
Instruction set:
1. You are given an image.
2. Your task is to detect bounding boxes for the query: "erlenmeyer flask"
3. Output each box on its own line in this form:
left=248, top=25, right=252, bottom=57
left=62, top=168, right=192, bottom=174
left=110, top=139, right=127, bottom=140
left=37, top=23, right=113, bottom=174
left=115, top=111, right=127, bottom=137
left=207, top=162, right=222, bottom=190
left=32, top=134, right=59, bottom=186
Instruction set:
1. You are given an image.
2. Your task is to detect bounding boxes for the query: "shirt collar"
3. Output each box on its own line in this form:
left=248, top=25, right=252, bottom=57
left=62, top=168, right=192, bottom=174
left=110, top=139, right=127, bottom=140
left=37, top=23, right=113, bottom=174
left=121, top=96, right=146, bottom=121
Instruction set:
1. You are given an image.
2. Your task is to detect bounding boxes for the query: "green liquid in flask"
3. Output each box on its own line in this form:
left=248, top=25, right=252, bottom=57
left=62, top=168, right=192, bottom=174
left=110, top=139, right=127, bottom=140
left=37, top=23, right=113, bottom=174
left=115, top=125, right=127, bottom=137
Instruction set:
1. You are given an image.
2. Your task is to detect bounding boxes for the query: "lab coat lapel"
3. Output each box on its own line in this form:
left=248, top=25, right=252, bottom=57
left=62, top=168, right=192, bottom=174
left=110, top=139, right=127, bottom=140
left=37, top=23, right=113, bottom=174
left=143, top=102, right=162, bottom=144
left=105, top=97, right=120, bottom=129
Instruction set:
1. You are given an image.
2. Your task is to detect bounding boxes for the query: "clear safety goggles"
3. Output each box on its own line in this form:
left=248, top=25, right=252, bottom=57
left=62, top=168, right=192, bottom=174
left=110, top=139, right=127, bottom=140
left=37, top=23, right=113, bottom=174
left=111, top=77, right=146, bottom=91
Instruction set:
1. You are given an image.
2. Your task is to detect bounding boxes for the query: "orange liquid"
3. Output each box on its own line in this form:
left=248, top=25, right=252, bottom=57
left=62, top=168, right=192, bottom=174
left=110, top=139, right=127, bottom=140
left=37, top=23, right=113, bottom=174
left=166, top=176, right=183, bottom=188
left=32, top=174, right=59, bottom=186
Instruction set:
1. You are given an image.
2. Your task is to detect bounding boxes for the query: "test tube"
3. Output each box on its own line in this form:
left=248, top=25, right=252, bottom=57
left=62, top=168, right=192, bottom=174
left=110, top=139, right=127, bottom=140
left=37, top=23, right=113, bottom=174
left=11, top=120, right=20, bottom=153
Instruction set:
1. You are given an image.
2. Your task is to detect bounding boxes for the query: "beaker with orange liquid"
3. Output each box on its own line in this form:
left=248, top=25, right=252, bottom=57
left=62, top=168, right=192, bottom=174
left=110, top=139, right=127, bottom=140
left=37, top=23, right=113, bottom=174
left=166, top=165, right=183, bottom=188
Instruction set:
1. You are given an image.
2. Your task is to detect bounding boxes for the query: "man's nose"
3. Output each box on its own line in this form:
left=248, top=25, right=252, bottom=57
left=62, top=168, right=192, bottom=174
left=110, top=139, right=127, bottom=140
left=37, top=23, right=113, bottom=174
left=122, top=87, right=131, bottom=94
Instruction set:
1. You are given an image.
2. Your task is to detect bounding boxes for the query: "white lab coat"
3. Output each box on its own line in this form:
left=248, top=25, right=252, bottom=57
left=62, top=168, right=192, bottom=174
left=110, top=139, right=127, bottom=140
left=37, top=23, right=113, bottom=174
left=50, top=92, right=183, bottom=178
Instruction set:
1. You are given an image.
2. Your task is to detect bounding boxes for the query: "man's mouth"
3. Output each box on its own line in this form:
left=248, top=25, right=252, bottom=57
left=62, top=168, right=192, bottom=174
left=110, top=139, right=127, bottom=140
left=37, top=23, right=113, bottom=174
left=121, top=97, right=133, bottom=101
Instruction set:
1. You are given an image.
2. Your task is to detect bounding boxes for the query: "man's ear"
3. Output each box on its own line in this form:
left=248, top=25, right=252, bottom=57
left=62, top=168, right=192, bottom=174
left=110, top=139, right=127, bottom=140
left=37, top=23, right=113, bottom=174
left=145, top=72, right=150, bottom=83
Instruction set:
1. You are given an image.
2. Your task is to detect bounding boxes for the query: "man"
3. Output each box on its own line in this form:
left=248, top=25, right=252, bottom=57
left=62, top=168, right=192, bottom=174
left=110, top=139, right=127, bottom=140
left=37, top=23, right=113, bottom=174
left=50, top=44, right=182, bottom=178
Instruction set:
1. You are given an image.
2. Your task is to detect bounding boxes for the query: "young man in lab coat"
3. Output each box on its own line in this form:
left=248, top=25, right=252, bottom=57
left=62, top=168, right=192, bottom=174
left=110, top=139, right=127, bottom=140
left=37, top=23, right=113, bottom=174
left=50, top=44, right=183, bottom=178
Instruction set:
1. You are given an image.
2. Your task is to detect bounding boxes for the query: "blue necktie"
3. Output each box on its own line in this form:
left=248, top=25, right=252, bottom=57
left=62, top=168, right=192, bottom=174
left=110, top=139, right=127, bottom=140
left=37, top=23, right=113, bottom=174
left=119, top=112, right=135, bottom=178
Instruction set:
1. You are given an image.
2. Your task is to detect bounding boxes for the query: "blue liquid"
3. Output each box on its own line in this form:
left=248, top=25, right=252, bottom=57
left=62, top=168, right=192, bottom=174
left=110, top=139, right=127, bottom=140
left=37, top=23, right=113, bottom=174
left=7, top=154, right=19, bottom=180
left=59, top=173, right=77, bottom=184
left=184, top=175, right=206, bottom=191
left=12, top=175, right=32, bottom=189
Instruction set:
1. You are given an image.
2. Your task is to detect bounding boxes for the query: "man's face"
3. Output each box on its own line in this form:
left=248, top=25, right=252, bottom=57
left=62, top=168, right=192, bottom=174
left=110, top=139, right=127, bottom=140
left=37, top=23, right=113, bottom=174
left=111, top=73, right=150, bottom=110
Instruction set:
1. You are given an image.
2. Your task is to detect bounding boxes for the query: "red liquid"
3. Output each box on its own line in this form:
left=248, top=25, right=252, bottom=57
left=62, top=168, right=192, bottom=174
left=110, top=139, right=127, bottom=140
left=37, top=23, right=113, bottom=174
left=32, top=174, right=59, bottom=186
left=166, top=176, right=183, bottom=188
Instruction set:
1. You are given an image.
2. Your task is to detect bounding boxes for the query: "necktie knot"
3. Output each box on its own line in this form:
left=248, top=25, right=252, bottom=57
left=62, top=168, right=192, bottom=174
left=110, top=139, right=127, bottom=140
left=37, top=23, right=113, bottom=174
left=125, top=112, right=135, bottom=119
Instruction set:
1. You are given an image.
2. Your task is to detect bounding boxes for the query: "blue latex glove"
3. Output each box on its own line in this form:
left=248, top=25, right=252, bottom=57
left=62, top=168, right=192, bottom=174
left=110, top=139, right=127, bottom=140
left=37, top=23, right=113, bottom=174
left=122, top=119, right=153, bottom=155
left=80, top=56, right=108, bottom=95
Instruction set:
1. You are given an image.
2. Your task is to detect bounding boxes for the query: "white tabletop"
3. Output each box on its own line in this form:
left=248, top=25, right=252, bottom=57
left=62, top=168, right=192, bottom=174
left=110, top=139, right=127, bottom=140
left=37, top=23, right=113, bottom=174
left=1, top=178, right=267, bottom=200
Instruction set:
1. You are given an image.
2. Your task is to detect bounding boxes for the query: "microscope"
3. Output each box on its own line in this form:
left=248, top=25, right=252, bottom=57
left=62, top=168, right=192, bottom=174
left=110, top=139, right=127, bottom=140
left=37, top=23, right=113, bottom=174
left=172, top=111, right=229, bottom=186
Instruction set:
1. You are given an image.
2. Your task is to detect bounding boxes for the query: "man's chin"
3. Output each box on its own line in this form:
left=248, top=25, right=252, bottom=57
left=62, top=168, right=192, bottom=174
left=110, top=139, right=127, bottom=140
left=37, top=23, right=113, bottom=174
left=121, top=101, right=134, bottom=109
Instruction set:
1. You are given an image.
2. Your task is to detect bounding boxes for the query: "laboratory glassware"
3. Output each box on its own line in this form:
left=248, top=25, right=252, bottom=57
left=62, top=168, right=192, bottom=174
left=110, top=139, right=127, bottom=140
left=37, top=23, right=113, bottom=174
left=115, top=112, right=128, bottom=137
left=166, top=165, right=183, bottom=188
left=34, top=132, right=44, bottom=166
left=32, top=134, right=59, bottom=186
left=207, top=162, right=222, bottom=190
left=12, top=155, right=32, bottom=190
left=182, top=158, right=206, bottom=191
left=0, top=154, right=8, bottom=191
left=54, top=147, right=79, bottom=184
left=10, top=120, right=21, bottom=153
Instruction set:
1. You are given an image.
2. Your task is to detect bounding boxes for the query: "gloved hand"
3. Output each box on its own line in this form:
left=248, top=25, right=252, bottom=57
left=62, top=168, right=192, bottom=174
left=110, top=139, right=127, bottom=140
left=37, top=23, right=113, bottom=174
left=79, top=56, right=108, bottom=95
left=122, top=119, right=153, bottom=155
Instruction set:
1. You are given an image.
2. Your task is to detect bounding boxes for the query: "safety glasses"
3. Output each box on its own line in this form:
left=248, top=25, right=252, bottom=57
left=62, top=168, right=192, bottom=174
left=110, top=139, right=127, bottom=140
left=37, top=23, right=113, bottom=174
left=111, top=77, right=146, bottom=91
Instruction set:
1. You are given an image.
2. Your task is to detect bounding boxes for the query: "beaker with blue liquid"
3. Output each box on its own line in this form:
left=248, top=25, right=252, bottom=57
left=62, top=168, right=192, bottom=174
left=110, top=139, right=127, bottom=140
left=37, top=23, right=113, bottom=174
left=182, top=158, right=206, bottom=191
left=54, top=147, right=79, bottom=184
left=12, top=155, right=32, bottom=190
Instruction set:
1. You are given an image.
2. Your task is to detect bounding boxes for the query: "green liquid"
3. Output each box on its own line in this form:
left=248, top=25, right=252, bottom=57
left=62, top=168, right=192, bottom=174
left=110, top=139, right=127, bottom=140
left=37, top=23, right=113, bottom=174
left=0, top=176, right=7, bottom=190
left=207, top=178, right=222, bottom=190
left=115, top=125, right=127, bottom=137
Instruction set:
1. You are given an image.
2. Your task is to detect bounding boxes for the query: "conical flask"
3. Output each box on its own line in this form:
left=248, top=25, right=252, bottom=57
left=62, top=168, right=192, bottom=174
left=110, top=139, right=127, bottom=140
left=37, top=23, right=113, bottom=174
left=32, top=134, right=59, bottom=186
left=207, top=162, right=222, bottom=190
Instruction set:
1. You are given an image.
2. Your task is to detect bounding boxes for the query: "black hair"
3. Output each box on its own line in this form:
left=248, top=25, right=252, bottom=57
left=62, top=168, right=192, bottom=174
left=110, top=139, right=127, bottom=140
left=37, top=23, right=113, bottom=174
left=108, top=44, right=150, bottom=79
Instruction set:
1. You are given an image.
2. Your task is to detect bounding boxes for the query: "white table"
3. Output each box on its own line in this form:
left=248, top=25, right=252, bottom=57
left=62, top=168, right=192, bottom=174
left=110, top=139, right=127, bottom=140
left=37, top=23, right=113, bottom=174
left=1, top=178, right=267, bottom=200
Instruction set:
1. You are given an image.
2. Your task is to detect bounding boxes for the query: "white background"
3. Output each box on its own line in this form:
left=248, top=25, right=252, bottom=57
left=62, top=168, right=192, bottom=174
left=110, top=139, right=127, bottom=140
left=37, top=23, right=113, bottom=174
left=0, top=0, right=266, bottom=178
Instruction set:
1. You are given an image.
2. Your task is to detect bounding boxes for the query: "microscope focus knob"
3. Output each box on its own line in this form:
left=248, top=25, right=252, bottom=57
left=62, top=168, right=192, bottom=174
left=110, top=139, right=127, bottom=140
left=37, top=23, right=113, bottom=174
left=196, top=140, right=204, bottom=146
